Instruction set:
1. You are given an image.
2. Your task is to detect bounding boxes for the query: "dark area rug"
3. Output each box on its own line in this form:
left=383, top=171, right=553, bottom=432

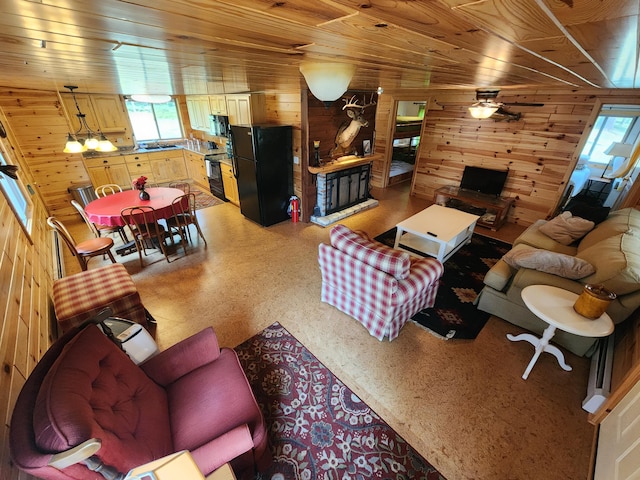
left=235, top=323, right=446, bottom=480
left=374, top=228, right=511, bottom=339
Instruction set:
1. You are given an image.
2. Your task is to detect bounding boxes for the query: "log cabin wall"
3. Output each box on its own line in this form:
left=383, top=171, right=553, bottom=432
left=0, top=107, right=55, bottom=479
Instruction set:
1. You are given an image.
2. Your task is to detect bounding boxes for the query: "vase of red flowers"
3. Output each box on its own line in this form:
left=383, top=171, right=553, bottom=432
left=133, top=176, right=150, bottom=200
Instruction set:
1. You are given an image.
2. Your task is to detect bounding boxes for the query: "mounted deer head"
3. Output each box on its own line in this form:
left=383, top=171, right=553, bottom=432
left=330, top=94, right=376, bottom=158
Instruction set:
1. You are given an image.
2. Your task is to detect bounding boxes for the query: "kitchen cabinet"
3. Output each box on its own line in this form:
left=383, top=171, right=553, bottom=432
left=60, top=92, right=134, bottom=147
left=184, top=150, right=211, bottom=191
left=225, top=94, right=266, bottom=126
left=148, top=150, right=188, bottom=184
left=209, top=95, right=227, bottom=115
left=186, top=96, right=211, bottom=131
left=84, top=156, right=131, bottom=190
left=123, top=153, right=152, bottom=185
left=220, top=162, right=239, bottom=205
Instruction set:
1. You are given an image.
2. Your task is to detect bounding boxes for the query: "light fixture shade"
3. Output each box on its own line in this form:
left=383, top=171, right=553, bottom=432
left=96, top=134, right=117, bottom=152
left=468, top=103, right=499, bottom=119
left=84, top=134, right=99, bottom=150
left=300, top=62, right=355, bottom=102
left=130, top=94, right=172, bottom=104
left=63, top=134, right=84, bottom=153
left=604, top=142, right=633, bottom=158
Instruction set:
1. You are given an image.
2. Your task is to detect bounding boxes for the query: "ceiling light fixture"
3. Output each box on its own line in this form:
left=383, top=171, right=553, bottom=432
left=468, top=89, right=501, bottom=119
left=130, top=94, right=172, bottom=104
left=468, top=102, right=500, bottom=119
left=63, top=86, right=117, bottom=153
left=299, top=62, right=356, bottom=105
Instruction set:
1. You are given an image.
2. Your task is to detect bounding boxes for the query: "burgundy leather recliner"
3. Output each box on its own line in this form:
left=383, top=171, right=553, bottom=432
left=10, top=324, right=271, bottom=479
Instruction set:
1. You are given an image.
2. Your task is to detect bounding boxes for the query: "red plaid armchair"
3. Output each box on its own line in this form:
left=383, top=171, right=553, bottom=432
left=318, top=224, right=444, bottom=340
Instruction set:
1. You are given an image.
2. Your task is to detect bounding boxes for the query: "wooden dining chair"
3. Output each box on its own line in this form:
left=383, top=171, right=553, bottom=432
left=94, top=183, right=123, bottom=197
left=47, top=217, right=117, bottom=272
left=166, top=193, right=207, bottom=248
left=71, top=200, right=129, bottom=244
left=120, top=206, right=172, bottom=267
left=169, top=182, right=191, bottom=194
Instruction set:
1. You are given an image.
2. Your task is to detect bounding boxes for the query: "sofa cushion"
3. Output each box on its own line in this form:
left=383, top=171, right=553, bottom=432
left=578, top=207, right=638, bottom=252
left=538, top=211, right=594, bottom=245
left=576, top=232, right=640, bottom=295
left=330, top=224, right=411, bottom=280
left=503, top=246, right=595, bottom=279
left=513, top=220, right=578, bottom=255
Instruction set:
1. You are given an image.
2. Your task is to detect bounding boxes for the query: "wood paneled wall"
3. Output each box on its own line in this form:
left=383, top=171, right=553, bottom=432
left=374, top=88, right=640, bottom=226
left=0, top=108, right=55, bottom=479
left=0, top=88, right=88, bottom=220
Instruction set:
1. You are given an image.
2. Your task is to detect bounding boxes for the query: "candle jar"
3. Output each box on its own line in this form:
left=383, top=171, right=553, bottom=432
left=573, top=284, right=616, bottom=319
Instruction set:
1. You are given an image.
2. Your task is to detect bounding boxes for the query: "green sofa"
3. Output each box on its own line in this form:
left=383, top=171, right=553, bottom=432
left=476, top=207, right=640, bottom=356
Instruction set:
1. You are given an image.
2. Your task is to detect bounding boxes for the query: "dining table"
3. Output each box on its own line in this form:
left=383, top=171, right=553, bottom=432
left=85, top=187, right=186, bottom=255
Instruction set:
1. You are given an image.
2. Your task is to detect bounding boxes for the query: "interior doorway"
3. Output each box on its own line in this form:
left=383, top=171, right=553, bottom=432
left=388, top=101, right=425, bottom=186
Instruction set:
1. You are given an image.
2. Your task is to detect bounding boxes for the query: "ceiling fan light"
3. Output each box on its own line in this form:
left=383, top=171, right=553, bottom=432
left=468, top=103, right=499, bottom=119
left=299, top=62, right=356, bottom=102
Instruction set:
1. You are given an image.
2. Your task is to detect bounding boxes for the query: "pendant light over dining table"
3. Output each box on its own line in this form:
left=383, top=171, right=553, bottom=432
left=63, top=86, right=117, bottom=153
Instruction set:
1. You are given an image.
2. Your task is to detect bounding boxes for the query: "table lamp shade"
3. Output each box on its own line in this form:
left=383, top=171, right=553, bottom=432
left=125, top=451, right=205, bottom=480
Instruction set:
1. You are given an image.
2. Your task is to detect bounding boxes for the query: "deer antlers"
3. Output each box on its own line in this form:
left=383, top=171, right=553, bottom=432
left=342, top=93, right=376, bottom=110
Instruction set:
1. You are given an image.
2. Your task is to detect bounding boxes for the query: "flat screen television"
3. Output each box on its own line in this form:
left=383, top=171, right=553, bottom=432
left=460, top=166, right=508, bottom=196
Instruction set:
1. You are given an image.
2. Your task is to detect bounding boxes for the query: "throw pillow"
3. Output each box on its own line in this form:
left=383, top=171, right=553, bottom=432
left=565, top=201, right=610, bottom=224
left=538, top=211, right=595, bottom=245
left=503, top=246, right=595, bottom=279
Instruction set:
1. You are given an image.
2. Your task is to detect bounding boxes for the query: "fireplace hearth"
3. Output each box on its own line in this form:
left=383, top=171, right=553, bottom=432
left=314, top=163, right=372, bottom=217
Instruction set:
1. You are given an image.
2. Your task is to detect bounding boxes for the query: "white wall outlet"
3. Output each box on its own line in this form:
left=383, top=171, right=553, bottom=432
left=293, top=156, right=299, bottom=165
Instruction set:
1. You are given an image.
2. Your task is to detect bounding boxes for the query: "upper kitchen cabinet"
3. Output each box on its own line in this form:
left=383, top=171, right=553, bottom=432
left=60, top=93, right=134, bottom=147
left=209, top=95, right=227, bottom=115
left=186, top=96, right=212, bottom=131
left=225, top=94, right=266, bottom=126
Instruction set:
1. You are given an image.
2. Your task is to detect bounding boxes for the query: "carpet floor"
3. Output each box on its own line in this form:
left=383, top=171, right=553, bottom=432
left=374, top=229, right=511, bottom=339
left=235, top=323, right=446, bottom=480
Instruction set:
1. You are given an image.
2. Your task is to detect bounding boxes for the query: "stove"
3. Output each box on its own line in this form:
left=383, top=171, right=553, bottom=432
left=205, top=154, right=227, bottom=201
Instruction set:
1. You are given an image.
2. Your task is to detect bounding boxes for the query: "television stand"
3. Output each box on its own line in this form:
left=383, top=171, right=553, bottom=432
left=434, top=185, right=514, bottom=230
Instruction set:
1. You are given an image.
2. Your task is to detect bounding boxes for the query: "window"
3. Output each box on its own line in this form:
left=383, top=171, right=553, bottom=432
left=0, top=149, right=32, bottom=231
left=125, top=99, right=183, bottom=142
left=581, top=105, right=640, bottom=165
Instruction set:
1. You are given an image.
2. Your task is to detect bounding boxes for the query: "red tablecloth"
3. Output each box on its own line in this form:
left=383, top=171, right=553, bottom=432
left=85, top=187, right=185, bottom=227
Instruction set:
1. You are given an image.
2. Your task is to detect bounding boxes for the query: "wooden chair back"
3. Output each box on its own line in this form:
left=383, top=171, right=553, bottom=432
left=95, top=184, right=123, bottom=197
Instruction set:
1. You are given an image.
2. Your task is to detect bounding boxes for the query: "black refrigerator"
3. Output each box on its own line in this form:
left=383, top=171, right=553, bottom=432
left=230, top=124, right=293, bottom=227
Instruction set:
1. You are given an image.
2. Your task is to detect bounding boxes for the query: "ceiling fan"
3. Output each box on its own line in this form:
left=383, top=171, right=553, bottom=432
left=469, top=89, right=544, bottom=121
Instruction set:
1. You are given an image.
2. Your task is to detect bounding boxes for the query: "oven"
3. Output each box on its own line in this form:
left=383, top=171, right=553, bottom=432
left=205, top=155, right=227, bottom=201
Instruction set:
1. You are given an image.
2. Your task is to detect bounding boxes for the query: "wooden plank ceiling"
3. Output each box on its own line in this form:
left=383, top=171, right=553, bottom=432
left=0, top=0, right=637, bottom=95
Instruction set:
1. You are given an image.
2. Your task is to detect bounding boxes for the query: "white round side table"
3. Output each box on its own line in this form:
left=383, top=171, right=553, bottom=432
left=508, top=285, right=614, bottom=380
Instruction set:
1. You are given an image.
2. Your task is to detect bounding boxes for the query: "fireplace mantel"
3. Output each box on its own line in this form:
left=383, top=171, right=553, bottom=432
left=308, top=154, right=381, bottom=174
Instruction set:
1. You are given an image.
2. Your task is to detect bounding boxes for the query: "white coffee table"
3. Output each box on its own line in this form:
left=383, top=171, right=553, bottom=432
left=393, top=204, right=479, bottom=262
left=509, top=285, right=614, bottom=380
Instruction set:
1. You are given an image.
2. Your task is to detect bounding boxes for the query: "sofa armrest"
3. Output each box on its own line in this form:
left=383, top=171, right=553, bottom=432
left=141, top=327, right=220, bottom=386
left=484, top=258, right=516, bottom=291
left=191, top=424, right=254, bottom=475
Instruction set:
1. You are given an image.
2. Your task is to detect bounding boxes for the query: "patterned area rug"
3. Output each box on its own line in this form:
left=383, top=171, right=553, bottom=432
left=374, top=229, right=511, bottom=339
left=193, top=188, right=225, bottom=210
left=235, top=323, right=446, bottom=480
